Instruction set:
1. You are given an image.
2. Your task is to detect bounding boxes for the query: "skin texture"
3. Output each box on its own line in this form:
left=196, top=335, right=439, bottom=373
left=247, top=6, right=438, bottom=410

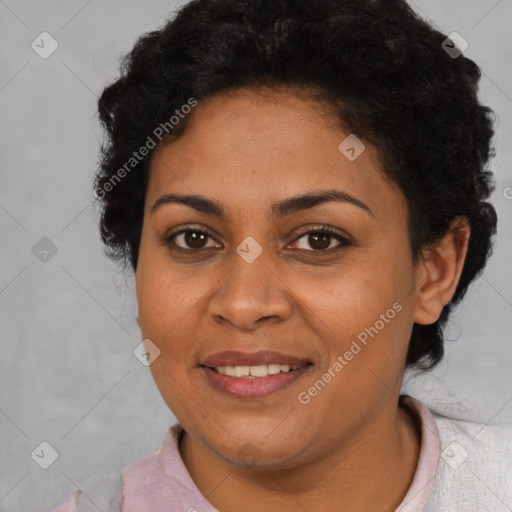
left=135, top=87, right=470, bottom=511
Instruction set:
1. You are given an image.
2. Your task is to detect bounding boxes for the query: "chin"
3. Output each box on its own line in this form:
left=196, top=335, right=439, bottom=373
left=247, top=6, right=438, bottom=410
left=204, top=426, right=308, bottom=469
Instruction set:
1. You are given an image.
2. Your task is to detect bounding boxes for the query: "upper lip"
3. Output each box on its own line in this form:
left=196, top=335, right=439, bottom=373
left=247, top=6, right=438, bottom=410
left=200, top=350, right=311, bottom=368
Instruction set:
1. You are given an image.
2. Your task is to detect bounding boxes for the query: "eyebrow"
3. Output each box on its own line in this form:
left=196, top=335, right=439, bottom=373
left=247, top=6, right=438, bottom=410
left=150, top=188, right=373, bottom=219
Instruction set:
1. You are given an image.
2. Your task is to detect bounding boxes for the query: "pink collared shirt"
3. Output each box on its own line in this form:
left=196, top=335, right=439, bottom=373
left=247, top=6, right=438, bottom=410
left=53, top=395, right=441, bottom=511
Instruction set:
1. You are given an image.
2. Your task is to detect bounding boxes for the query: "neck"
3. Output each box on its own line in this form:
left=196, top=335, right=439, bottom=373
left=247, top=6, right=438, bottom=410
left=179, top=398, right=421, bottom=512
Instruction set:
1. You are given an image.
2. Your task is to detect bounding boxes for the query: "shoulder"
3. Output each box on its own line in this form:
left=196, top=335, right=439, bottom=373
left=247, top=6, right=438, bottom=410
left=50, top=460, right=128, bottom=511
left=51, top=490, right=81, bottom=512
left=425, top=410, right=512, bottom=511
left=51, top=424, right=190, bottom=512
left=51, top=470, right=124, bottom=512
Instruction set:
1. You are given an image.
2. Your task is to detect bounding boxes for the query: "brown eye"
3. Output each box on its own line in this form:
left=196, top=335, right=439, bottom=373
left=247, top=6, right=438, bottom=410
left=164, top=227, right=221, bottom=251
left=305, top=233, right=332, bottom=250
left=181, top=231, right=209, bottom=249
left=290, top=226, right=352, bottom=252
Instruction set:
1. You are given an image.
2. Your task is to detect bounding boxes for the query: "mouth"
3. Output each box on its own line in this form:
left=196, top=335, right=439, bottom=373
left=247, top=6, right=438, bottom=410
left=199, top=350, right=313, bottom=399
left=208, top=363, right=306, bottom=378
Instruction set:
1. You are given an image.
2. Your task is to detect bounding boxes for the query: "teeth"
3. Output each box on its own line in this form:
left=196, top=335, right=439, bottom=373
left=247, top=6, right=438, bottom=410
left=249, top=364, right=267, bottom=377
left=268, top=364, right=281, bottom=375
left=214, top=364, right=302, bottom=378
left=234, top=365, right=250, bottom=377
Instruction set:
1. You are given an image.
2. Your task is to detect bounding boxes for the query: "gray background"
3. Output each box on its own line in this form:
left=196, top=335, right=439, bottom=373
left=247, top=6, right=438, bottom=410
left=0, top=0, right=511, bottom=510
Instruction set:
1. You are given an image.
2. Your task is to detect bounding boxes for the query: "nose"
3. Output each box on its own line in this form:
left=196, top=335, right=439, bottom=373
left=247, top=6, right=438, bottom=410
left=207, top=252, right=293, bottom=331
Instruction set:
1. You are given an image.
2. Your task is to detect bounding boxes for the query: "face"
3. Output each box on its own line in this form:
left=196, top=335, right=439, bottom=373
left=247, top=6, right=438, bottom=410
left=135, top=87, right=420, bottom=469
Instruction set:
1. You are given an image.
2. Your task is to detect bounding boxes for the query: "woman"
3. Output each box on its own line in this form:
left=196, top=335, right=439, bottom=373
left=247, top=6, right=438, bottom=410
left=53, top=0, right=511, bottom=510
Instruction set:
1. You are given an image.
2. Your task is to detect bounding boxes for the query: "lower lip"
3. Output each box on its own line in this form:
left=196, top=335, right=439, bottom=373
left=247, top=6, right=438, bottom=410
left=201, top=365, right=311, bottom=399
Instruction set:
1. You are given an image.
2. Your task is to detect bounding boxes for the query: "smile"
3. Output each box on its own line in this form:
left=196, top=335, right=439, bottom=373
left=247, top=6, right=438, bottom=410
left=199, top=350, right=312, bottom=398
left=213, top=363, right=302, bottom=378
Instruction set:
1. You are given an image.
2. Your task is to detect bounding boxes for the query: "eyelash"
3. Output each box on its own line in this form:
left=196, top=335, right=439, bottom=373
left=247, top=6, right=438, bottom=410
left=163, top=224, right=352, bottom=254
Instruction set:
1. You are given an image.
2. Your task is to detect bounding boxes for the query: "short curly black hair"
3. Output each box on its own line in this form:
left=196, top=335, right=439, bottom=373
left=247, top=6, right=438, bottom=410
left=94, top=0, right=497, bottom=371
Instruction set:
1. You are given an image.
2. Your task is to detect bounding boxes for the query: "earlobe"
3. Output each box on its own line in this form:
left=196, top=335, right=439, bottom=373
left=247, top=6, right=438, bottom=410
left=413, top=216, right=470, bottom=325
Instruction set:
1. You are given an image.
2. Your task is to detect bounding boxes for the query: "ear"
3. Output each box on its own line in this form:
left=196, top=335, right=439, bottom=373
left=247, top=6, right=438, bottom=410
left=413, top=216, right=470, bottom=325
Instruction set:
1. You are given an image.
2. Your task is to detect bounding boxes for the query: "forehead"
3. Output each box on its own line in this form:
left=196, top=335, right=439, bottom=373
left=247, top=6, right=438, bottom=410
left=146, top=87, right=406, bottom=221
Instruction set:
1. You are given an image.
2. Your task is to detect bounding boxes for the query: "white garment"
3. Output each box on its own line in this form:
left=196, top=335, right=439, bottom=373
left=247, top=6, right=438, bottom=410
left=423, top=405, right=512, bottom=510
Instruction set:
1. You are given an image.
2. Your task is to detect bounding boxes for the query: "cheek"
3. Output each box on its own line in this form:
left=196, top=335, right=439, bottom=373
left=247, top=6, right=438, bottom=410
left=305, top=258, right=407, bottom=328
left=301, top=253, right=414, bottom=377
left=294, top=284, right=412, bottom=432
left=134, top=244, right=218, bottom=380
left=136, top=268, right=204, bottom=354
left=135, top=255, right=202, bottom=412
left=135, top=232, right=196, bottom=337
